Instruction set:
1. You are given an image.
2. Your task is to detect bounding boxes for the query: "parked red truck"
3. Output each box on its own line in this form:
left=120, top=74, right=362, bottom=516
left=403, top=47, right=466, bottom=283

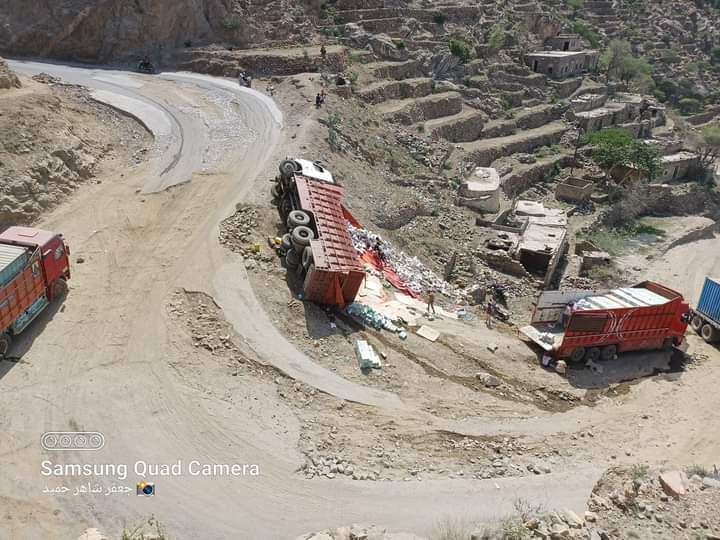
left=271, top=158, right=364, bottom=307
left=0, top=226, right=71, bottom=358
left=521, top=281, right=689, bottom=362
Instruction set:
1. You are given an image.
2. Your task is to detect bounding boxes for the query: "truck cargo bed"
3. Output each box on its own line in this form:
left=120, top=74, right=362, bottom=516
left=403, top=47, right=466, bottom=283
left=0, top=244, right=30, bottom=288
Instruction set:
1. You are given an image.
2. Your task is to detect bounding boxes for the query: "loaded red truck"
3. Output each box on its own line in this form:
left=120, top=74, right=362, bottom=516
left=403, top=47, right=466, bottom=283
left=521, top=281, right=689, bottom=362
left=0, top=226, right=71, bottom=358
left=271, top=158, right=364, bottom=307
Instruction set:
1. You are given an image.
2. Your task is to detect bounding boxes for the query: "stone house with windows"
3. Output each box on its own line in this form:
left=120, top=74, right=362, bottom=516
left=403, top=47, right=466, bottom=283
left=525, top=50, right=600, bottom=79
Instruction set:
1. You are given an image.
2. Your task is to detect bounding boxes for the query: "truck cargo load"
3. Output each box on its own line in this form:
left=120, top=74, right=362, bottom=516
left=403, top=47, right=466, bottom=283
left=521, top=281, right=689, bottom=362
left=689, top=277, right=720, bottom=343
left=0, top=226, right=71, bottom=358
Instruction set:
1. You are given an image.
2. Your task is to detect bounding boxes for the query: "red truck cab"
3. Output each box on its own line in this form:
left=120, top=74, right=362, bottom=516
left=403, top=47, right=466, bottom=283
left=0, top=226, right=70, bottom=357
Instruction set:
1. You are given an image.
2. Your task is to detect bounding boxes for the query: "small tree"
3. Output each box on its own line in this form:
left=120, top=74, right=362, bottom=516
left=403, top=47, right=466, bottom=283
left=698, top=124, right=720, bottom=167
left=679, top=97, right=702, bottom=114
left=600, top=39, right=652, bottom=90
left=448, top=36, right=474, bottom=62
left=566, top=0, right=584, bottom=18
left=488, top=23, right=506, bottom=53
left=585, top=128, right=662, bottom=182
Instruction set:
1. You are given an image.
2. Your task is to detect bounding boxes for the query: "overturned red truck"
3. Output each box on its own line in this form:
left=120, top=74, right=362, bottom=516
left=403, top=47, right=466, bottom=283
left=271, top=158, right=364, bottom=307
left=521, top=281, right=689, bottom=362
left=0, top=226, right=71, bottom=358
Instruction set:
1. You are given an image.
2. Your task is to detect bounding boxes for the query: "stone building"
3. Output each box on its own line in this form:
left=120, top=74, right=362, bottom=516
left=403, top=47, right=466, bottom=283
left=525, top=50, right=600, bottom=79
left=456, top=167, right=501, bottom=213
left=657, top=151, right=700, bottom=182
left=545, top=33, right=583, bottom=52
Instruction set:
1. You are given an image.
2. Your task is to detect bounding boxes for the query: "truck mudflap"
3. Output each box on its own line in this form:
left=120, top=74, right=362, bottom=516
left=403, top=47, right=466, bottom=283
left=520, top=324, right=561, bottom=352
left=11, top=294, right=49, bottom=334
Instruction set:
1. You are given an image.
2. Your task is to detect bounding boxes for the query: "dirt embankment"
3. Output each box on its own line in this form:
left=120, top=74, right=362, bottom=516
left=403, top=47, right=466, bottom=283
left=0, top=57, right=20, bottom=89
left=0, top=68, right=150, bottom=228
left=0, top=0, right=320, bottom=65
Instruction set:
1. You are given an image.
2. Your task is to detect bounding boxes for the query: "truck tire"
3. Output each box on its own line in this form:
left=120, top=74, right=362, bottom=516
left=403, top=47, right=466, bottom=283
left=569, top=346, right=586, bottom=363
left=285, top=249, right=300, bottom=269
left=51, top=279, right=68, bottom=300
left=600, top=344, right=617, bottom=361
left=279, top=159, right=299, bottom=179
left=585, top=347, right=600, bottom=362
left=691, top=314, right=704, bottom=333
left=287, top=210, right=311, bottom=229
left=302, top=246, right=314, bottom=269
left=0, top=333, right=11, bottom=359
left=281, top=233, right=293, bottom=251
left=701, top=323, right=718, bottom=343
left=271, top=184, right=280, bottom=200
left=291, top=226, right=315, bottom=251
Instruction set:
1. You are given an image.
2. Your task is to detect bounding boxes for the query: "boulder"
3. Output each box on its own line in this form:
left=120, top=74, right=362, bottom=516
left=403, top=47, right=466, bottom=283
left=560, top=509, right=583, bottom=529
left=475, top=372, right=501, bottom=387
left=368, top=34, right=408, bottom=61
left=0, top=56, right=21, bottom=89
left=659, top=470, right=688, bottom=498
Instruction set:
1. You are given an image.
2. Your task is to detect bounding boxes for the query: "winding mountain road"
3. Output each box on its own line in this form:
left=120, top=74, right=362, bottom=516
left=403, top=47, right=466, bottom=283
left=0, top=62, right=598, bottom=540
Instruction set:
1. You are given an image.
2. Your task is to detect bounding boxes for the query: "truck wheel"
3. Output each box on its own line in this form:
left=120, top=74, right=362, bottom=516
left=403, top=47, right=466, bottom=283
left=271, top=184, right=280, bottom=199
left=285, top=249, right=300, bottom=269
left=281, top=233, right=293, bottom=251
left=0, top=334, right=11, bottom=359
left=569, top=347, right=586, bottom=363
left=600, top=344, right=617, bottom=361
left=287, top=210, right=311, bottom=229
left=279, top=197, right=292, bottom=221
left=291, top=226, right=315, bottom=251
left=691, top=315, right=704, bottom=333
left=585, top=347, right=600, bottom=362
left=279, top=159, right=299, bottom=179
left=51, top=279, right=68, bottom=300
left=302, top=246, right=314, bottom=269
left=701, top=323, right=718, bottom=343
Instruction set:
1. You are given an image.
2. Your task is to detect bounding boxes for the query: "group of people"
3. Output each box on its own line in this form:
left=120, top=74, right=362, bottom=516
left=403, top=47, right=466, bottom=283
left=315, top=90, right=327, bottom=108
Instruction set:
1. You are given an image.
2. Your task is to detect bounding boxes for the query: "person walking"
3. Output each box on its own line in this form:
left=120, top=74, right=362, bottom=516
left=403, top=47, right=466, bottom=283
left=426, top=290, right=436, bottom=315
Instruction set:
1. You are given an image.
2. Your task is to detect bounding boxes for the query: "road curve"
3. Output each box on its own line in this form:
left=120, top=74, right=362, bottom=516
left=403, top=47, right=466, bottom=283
left=0, top=62, right=598, bottom=539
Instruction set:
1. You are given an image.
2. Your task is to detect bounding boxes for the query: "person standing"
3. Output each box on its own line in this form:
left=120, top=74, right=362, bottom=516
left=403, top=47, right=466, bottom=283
left=427, top=290, right=436, bottom=315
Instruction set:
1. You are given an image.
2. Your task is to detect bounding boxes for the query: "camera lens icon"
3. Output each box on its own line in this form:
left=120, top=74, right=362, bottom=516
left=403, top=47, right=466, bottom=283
left=136, top=481, right=155, bottom=497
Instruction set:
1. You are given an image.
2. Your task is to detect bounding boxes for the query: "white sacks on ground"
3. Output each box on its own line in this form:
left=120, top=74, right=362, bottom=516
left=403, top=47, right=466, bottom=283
left=347, top=224, right=453, bottom=296
left=354, top=340, right=382, bottom=369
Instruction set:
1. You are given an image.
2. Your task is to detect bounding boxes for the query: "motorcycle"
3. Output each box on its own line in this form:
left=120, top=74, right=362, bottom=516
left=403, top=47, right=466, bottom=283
left=137, top=60, right=156, bottom=74
left=239, top=73, right=252, bottom=88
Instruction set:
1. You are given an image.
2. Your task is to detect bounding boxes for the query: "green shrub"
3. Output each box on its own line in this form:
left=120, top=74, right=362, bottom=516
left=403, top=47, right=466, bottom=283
left=394, top=39, right=406, bottom=50
left=448, top=36, right=474, bottom=62
left=433, top=11, right=448, bottom=25
left=488, top=23, right=506, bottom=52
left=679, top=97, right=702, bottom=114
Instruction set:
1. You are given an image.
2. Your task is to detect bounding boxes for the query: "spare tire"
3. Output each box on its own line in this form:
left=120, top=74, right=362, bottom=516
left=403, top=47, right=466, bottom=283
left=292, top=226, right=315, bottom=250
left=302, top=246, right=314, bottom=269
left=279, top=159, right=299, bottom=179
left=287, top=210, right=311, bottom=229
left=285, top=249, right=300, bottom=269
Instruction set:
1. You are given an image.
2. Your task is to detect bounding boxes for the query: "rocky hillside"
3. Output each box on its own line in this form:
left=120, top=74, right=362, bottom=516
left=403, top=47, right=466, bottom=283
left=0, top=57, right=20, bottom=89
left=0, top=0, right=321, bottom=64
left=0, top=69, right=150, bottom=227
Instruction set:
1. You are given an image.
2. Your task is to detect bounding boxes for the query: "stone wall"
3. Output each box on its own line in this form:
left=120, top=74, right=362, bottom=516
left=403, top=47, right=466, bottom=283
left=358, top=78, right=432, bottom=104
left=178, top=47, right=345, bottom=77
left=384, top=92, right=463, bottom=125
left=428, top=112, right=486, bottom=143
left=373, top=60, right=423, bottom=80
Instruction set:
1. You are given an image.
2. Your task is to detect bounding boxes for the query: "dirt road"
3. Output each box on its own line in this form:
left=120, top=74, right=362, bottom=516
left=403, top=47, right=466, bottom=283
left=0, top=63, right=599, bottom=539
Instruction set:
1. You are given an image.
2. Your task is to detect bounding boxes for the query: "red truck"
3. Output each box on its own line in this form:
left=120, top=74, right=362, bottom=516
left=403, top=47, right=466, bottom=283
left=272, top=158, right=364, bottom=307
left=521, top=281, right=689, bottom=362
left=0, top=226, right=71, bottom=358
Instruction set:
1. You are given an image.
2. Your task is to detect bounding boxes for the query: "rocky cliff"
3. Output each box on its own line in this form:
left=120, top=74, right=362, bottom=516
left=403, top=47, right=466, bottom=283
left=0, top=57, right=20, bottom=89
left=0, top=0, right=320, bottom=64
